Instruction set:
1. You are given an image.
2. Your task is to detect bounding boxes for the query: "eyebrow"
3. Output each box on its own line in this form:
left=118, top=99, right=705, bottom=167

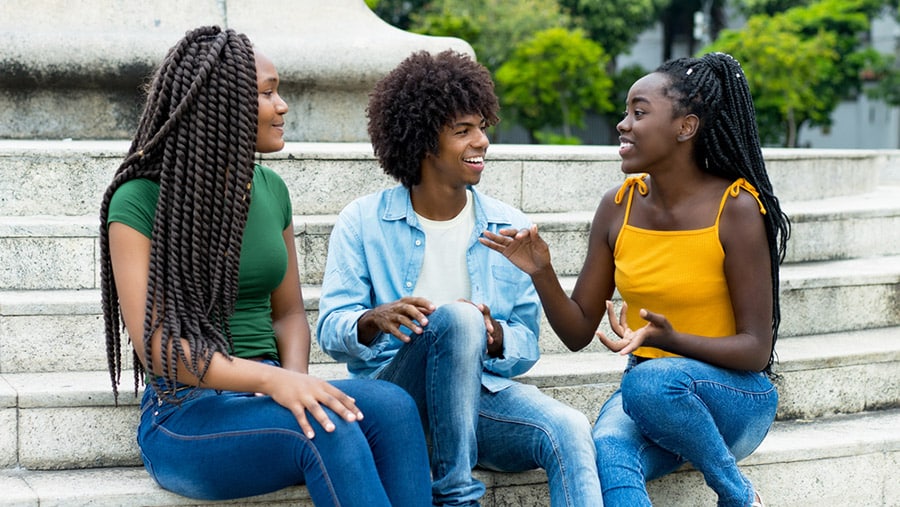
left=628, top=96, right=651, bottom=106
left=451, top=118, right=486, bottom=128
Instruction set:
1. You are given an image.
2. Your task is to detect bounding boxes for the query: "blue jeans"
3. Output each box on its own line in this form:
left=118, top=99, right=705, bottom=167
left=376, top=302, right=602, bottom=506
left=138, top=372, right=431, bottom=506
left=592, top=356, right=778, bottom=507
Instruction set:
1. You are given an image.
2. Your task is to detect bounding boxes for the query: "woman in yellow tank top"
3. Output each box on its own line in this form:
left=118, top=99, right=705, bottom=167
left=481, top=53, right=790, bottom=506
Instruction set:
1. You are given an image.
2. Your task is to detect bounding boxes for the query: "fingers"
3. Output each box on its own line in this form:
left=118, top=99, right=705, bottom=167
left=374, top=299, right=434, bottom=339
left=595, top=330, right=623, bottom=352
left=639, top=308, right=661, bottom=326
left=605, top=300, right=625, bottom=338
left=615, top=331, right=644, bottom=356
left=289, top=382, right=363, bottom=439
left=292, top=406, right=317, bottom=439
left=476, top=303, right=494, bottom=334
left=320, top=383, right=363, bottom=422
left=618, top=301, right=630, bottom=328
left=402, top=297, right=436, bottom=316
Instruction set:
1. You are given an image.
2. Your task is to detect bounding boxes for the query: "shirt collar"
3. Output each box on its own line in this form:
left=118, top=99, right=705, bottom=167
left=382, top=185, right=514, bottom=227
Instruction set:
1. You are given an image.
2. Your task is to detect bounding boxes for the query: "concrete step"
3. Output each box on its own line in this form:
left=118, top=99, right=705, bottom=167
left=1, top=408, right=898, bottom=506
left=3, top=255, right=900, bottom=374
left=0, top=141, right=893, bottom=217
left=3, top=186, right=900, bottom=290
left=1, top=327, right=897, bottom=471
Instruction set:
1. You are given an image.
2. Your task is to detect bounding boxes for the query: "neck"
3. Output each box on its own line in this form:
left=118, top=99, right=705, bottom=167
left=410, top=184, right=469, bottom=221
left=646, top=163, right=711, bottom=210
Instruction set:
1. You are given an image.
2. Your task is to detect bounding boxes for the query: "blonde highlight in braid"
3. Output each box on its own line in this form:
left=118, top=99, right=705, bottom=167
left=99, top=26, right=258, bottom=402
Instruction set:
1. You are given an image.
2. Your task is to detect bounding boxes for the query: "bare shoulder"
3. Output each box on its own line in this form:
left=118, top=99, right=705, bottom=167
left=721, top=185, right=766, bottom=224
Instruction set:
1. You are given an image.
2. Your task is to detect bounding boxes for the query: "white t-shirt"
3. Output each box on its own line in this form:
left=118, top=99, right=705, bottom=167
left=413, top=190, right=474, bottom=306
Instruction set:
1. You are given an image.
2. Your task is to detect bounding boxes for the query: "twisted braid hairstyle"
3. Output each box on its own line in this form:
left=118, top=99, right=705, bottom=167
left=99, top=26, right=258, bottom=402
left=366, top=49, right=500, bottom=188
left=656, top=52, right=791, bottom=373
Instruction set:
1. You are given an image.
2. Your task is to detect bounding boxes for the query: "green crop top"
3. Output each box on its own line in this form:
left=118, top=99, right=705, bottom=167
left=107, top=164, right=292, bottom=360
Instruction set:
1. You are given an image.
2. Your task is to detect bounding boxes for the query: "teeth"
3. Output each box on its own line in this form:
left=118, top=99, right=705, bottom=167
left=620, top=142, right=633, bottom=148
left=464, top=157, right=484, bottom=163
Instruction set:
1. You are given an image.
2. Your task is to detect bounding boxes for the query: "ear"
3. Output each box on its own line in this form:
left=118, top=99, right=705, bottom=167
left=676, top=114, right=700, bottom=142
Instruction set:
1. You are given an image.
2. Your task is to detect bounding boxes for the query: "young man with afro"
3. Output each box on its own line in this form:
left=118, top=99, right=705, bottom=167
left=317, top=50, right=603, bottom=506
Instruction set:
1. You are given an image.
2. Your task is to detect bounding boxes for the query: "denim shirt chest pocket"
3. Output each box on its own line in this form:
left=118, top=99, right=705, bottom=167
left=484, top=263, right=526, bottom=318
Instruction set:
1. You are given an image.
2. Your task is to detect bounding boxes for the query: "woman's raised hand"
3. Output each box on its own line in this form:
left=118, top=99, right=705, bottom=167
left=480, top=224, right=551, bottom=275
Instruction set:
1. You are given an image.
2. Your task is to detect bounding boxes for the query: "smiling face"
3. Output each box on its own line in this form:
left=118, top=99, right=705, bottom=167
left=616, top=72, right=691, bottom=174
left=254, top=51, right=288, bottom=153
left=421, top=113, right=489, bottom=189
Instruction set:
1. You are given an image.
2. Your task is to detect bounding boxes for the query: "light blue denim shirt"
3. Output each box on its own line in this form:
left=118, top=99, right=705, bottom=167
left=317, top=184, right=541, bottom=392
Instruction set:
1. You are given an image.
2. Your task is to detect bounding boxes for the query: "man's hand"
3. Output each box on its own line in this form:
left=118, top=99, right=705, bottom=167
left=461, top=300, right=504, bottom=358
left=358, top=297, right=436, bottom=344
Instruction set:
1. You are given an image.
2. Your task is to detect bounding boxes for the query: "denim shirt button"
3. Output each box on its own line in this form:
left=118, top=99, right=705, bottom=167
left=405, top=281, right=412, bottom=288
left=415, top=239, right=421, bottom=246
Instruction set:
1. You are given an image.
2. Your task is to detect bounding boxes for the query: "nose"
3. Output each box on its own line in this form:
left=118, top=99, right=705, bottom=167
left=276, top=93, right=288, bottom=114
left=616, top=116, right=630, bottom=134
left=473, top=127, right=490, bottom=148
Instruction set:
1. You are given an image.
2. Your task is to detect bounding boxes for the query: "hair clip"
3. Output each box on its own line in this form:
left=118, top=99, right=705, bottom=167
left=686, top=68, right=694, bottom=76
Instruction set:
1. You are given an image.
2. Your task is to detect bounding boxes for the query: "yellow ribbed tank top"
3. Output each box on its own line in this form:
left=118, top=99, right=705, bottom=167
left=613, top=174, right=766, bottom=359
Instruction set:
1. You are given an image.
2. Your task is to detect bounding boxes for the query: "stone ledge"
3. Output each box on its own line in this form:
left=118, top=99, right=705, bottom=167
left=0, top=141, right=895, bottom=214
left=2, top=409, right=898, bottom=506
left=2, top=325, right=897, bottom=414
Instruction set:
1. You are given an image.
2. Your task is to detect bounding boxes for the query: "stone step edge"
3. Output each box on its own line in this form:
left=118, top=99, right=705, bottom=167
left=2, top=408, right=898, bottom=506
left=3, top=325, right=897, bottom=409
left=3, top=139, right=896, bottom=162
left=4, top=183, right=900, bottom=235
left=3, top=254, right=900, bottom=316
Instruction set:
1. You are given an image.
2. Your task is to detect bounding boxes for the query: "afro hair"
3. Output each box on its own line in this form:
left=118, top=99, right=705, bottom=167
left=366, top=50, right=499, bottom=188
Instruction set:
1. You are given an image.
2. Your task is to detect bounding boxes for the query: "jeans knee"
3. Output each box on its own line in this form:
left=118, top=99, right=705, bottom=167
left=621, top=363, right=689, bottom=416
left=426, top=302, right=486, bottom=355
left=554, top=408, right=593, bottom=445
left=593, top=424, right=624, bottom=457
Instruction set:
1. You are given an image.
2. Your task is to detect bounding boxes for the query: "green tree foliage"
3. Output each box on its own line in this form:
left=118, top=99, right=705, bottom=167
left=558, top=0, right=667, bottom=63
left=735, top=0, right=890, bottom=16
left=410, top=0, right=568, bottom=73
left=495, top=28, right=614, bottom=143
left=707, top=0, right=888, bottom=146
left=734, top=0, right=811, bottom=16
left=365, top=0, right=431, bottom=30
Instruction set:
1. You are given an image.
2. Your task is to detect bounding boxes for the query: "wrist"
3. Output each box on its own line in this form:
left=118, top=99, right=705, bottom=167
left=487, top=322, right=504, bottom=358
left=357, top=311, right=378, bottom=345
left=530, top=263, right=556, bottom=284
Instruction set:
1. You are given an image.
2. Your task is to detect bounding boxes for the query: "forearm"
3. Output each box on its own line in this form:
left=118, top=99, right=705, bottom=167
left=530, top=265, right=599, bottom=351
left=273, top=313, right=311, bottom=373
left=649, top=331, right=772, bottom=372
left=142, top=336, right=281, bottom=393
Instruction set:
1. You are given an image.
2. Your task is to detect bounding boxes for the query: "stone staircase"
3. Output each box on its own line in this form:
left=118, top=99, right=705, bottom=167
left=1, top=140, right=899, bottom=506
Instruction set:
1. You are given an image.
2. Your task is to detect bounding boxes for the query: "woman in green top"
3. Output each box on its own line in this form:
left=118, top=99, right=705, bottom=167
left=99, top=25, right=430, bottom=506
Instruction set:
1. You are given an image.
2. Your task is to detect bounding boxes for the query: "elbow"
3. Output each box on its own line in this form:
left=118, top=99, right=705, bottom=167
left=559, top=333, right=593, bottom=352
left=751, top=351, right=771, bottom=372
left=746, top=340, right=773, bottom=372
